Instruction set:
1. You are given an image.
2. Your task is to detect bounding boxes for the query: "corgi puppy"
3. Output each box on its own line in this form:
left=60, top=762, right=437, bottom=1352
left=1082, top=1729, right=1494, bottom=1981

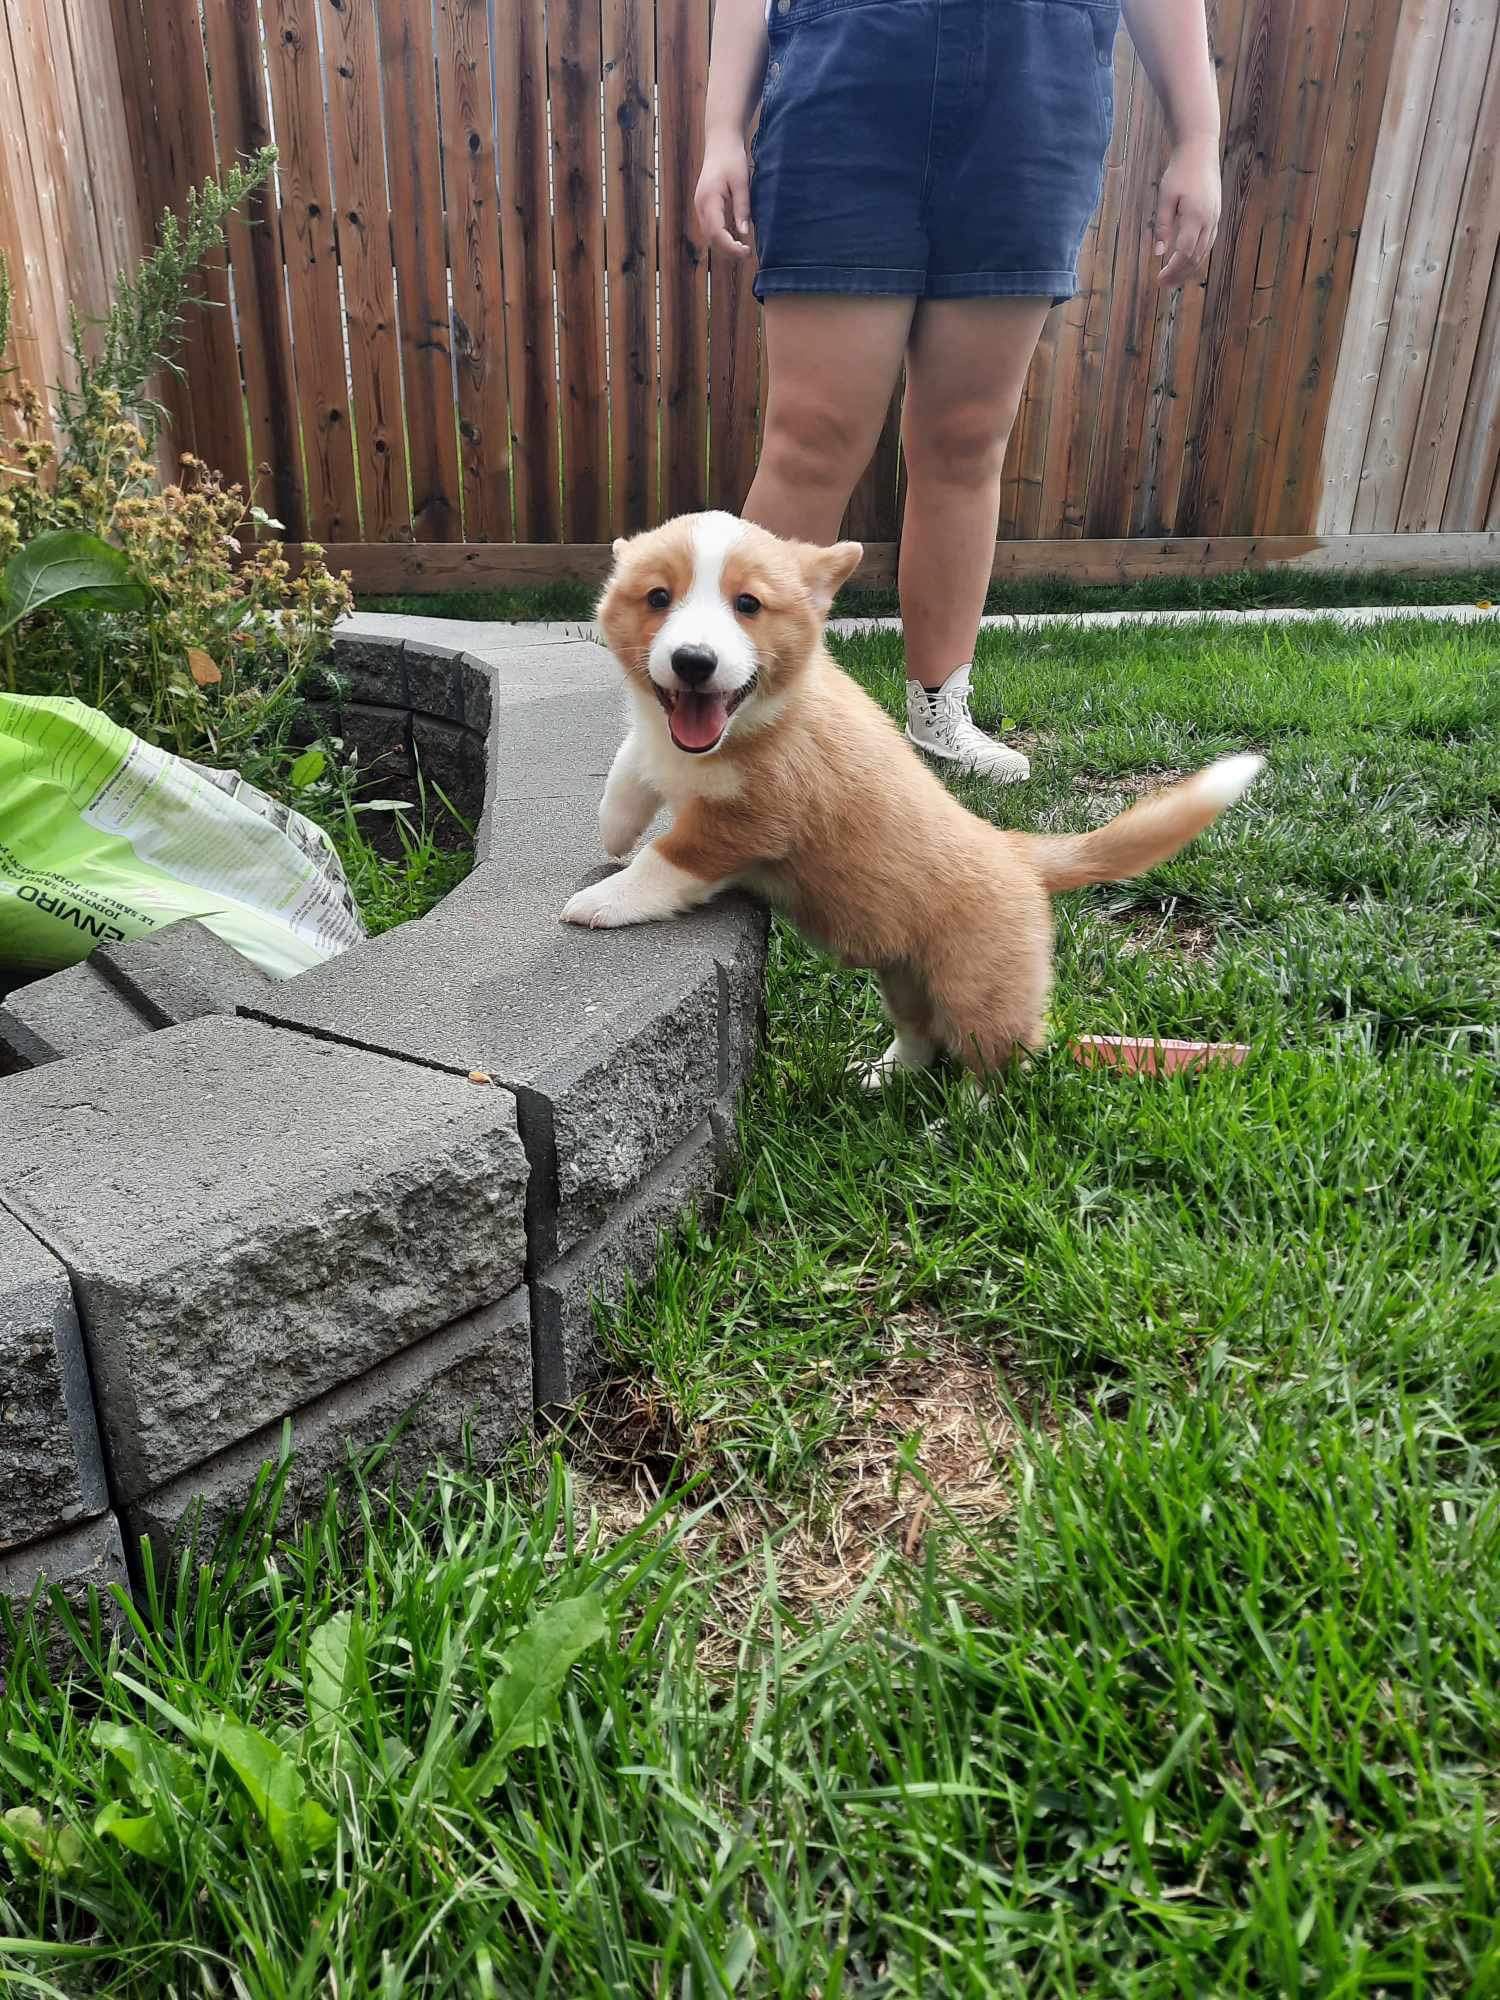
left=563, top=513, right=1263, bottom=1084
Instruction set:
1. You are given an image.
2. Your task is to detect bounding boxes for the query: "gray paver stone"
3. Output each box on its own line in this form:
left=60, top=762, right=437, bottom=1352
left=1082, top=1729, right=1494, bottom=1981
left=717, top=902, right=771, bottom=1095
left=330, top=629, right=406, bottom=708
left=128, top=1287, right=532, bottom=1555
left=93, top=919, right=272, bottom=1028
left=411, top=715, right=488, bottom=827
left=0, top=1018, right=529, bottom=1502
left=0, top=962, right=150, bottom=1068
left=401, top=638, right=468, bottom=723
left=0, top=1512, right=129, bottom=1647
left=0, top=1208, right=108, bottom=1549
left=250, top=834, right=748, bottom=1257
left=532, top=1118, right=721, bottom=1404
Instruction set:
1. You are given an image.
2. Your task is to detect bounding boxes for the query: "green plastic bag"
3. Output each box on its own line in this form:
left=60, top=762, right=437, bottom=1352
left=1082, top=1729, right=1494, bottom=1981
left=0, top=694, right=364, bottom=982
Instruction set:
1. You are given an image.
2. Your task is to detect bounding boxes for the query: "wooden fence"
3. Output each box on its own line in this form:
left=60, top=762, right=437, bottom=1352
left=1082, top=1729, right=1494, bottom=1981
left=2, top=0, right=1498, bottom=586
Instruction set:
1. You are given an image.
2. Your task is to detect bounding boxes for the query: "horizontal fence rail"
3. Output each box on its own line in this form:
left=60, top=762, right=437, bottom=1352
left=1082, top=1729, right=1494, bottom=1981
left=1, top=0, right=1498, bottom=577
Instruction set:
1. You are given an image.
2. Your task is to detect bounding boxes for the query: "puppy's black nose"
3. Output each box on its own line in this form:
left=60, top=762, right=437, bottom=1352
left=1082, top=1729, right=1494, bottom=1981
left=671, top=644, right=717, bottom=688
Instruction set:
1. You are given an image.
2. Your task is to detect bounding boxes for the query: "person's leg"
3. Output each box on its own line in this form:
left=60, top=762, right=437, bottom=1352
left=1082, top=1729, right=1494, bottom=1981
left=898, top=297, right=1050, bottom=780
left=743, top=295, right=916, bottom=543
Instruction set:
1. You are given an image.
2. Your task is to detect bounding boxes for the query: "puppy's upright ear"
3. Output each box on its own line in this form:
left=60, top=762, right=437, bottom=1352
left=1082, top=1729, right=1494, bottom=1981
left=801, top=539, right=864, bottom=616
left=598, top=537, right=631, bottom=621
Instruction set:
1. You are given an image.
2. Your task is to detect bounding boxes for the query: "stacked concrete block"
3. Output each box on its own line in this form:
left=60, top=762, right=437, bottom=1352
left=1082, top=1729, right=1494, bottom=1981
left=0, top=620, right=769, bottom=1627
left=0, top=1018, right=529, bottom=1507
left=0, top=961, right=153, bottom=1069
left=128, top=1289, right=533, bottom=1556
left=0, top=920, right=274, bottom=1071
left=253, top=629, right=769, bottom=1405
left=321, top=629, right=494, bottom=851
left=94, top=918, right=274, bottom=1027
left=0, top=1207, right=126, bottom=1629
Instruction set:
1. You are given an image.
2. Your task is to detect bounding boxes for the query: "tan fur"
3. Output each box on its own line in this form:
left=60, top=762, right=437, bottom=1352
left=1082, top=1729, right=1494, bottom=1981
left=590, top=517, right=1263, bottom=1078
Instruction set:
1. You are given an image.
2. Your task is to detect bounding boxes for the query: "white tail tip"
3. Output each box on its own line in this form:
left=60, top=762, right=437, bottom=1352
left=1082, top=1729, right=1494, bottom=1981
left=1198, top=752, right=1265, bottom=808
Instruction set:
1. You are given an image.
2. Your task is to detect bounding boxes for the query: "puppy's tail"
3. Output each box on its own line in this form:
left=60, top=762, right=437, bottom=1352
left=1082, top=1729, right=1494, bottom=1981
left=1024, top=753, right=1265, bottom=892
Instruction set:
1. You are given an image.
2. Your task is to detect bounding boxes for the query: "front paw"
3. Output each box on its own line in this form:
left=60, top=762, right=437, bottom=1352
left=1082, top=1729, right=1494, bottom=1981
left=561, top=876, right=645, bottom=929
left=562, top=880, right=615, bottom=928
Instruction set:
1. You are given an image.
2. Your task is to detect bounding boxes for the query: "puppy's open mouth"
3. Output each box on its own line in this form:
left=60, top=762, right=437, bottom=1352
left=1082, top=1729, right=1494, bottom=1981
left=654, top=674, right=758, bottom=754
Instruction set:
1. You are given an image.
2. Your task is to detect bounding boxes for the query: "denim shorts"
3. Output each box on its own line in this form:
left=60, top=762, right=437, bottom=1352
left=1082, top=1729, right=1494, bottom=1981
left=752, top=0, right=1119, bottom=304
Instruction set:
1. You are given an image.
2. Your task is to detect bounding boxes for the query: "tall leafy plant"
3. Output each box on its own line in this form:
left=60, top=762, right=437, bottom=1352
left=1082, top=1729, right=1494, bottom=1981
left=0, top=148, right=350, bottom=765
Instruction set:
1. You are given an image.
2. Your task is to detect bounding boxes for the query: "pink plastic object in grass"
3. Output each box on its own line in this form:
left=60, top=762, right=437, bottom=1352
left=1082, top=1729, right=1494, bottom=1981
left=1068, top=1035, right=1250, bottom=1077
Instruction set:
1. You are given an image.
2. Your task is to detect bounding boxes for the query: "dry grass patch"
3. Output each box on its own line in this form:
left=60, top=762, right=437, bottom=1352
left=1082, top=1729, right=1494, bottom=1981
left=559, top=1326, right=1028, bottom=1657
left=1108, top=898, right=1219, bottom=961
left=1073, top=765, right=1191, bottom=799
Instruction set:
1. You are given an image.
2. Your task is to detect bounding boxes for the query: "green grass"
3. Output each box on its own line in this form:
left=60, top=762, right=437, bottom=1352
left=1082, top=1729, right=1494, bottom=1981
left=270, top=744, right=475, bottom=937
left=322, top=809, right=472, bottom=936
left=361, top=564, right=1500, bottom=625
left=2, top=616, right=1496, bottom=1996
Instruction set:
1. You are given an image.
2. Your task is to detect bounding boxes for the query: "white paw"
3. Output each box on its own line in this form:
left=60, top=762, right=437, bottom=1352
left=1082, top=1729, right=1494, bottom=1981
left=848, top=1039, right=933, bottom=1091
left=853, top=1055, right=900, bottom=1091
left=561, top=878, right=635, bottom=929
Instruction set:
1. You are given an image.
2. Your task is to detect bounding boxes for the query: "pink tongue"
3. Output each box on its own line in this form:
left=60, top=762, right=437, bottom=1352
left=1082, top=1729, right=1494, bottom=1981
left=670, top=690, right=729, bottom=751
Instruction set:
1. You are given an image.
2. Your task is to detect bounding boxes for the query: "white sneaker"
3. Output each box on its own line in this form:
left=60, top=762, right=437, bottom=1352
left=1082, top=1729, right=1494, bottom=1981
left=905, top=666, right=1030, bottom=783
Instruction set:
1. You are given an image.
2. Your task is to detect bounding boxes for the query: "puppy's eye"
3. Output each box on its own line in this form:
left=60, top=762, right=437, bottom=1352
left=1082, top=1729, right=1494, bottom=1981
left=734, top=592, right=762, bottom=617
left=646, top=586, right=672, bottom=611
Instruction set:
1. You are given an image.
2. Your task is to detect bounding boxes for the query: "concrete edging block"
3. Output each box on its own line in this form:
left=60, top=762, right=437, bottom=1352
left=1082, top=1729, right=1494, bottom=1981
left=126, top=1286, right=532, bottom=1558
left=0, top=962, right=152, bottom=1068
left=0, top=1513, right=129, bottom=1669
left=0, top=1018, right=529, bottom=1504
left=0, top=1208, right=109, bottom=1550
left=531, top=1117, right=722, bottom=1407
left=0, top=619, right=769, bottom=1618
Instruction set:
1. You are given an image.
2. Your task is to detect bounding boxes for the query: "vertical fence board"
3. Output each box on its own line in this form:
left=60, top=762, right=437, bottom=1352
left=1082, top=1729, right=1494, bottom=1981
left=105, top=0, right=197, bottom=462
left=105, top=0, right=162, bottom=267
left=1009, top=319, right=1055, bottom=542
left=495, top=0, right=560, bottom=540
left=1262, top=0, right=1397, bottom=531
left=436, top=0, right=512, bottom=542
left=1131, top=0, right=1245, bottom=551
left=657, top=0, right=709, bottom=515
left=263, top=0, right=360, bottom=541
left=1084, top=53, right=1170, bottom=536
left=202, top=0, right=306, bottom=535
left=1223, top=0, right=1343, bottom=533
left=1351, top=0, right=1496, bottom=530
left=603, top=0, right=658, bottom=534
left=31, top=4, right=112, bottom=330
left=1396, top=9, right=1500, bottom=530
left=380, top=0, right=461, bottom=540
left=1036, top=289, right=1091, bottom=538
left=59, top=0, right=145, bottom=293
left=322, top=0, right=410, bottom=540
left=0, top=1, right=69, bottom=419
left=1443, top=240, right=1500, bottom=529
left=139, top=0, right=251, bottom=491
left=1318, top=0, right=1449, bottom=533
left=550, top=0, right=609, bottom=542
left=846, top=382, right=902, bottom=542
left=708, top=247, right=758, bottom=510
left=1178, top=0, right=1295, bottom=533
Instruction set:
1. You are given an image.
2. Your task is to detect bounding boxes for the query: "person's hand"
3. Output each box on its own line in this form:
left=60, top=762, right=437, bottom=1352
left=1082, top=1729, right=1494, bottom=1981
left=1155, top=134, right=1220, bottom=287
left=694, top=132, right=752, bottom=258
